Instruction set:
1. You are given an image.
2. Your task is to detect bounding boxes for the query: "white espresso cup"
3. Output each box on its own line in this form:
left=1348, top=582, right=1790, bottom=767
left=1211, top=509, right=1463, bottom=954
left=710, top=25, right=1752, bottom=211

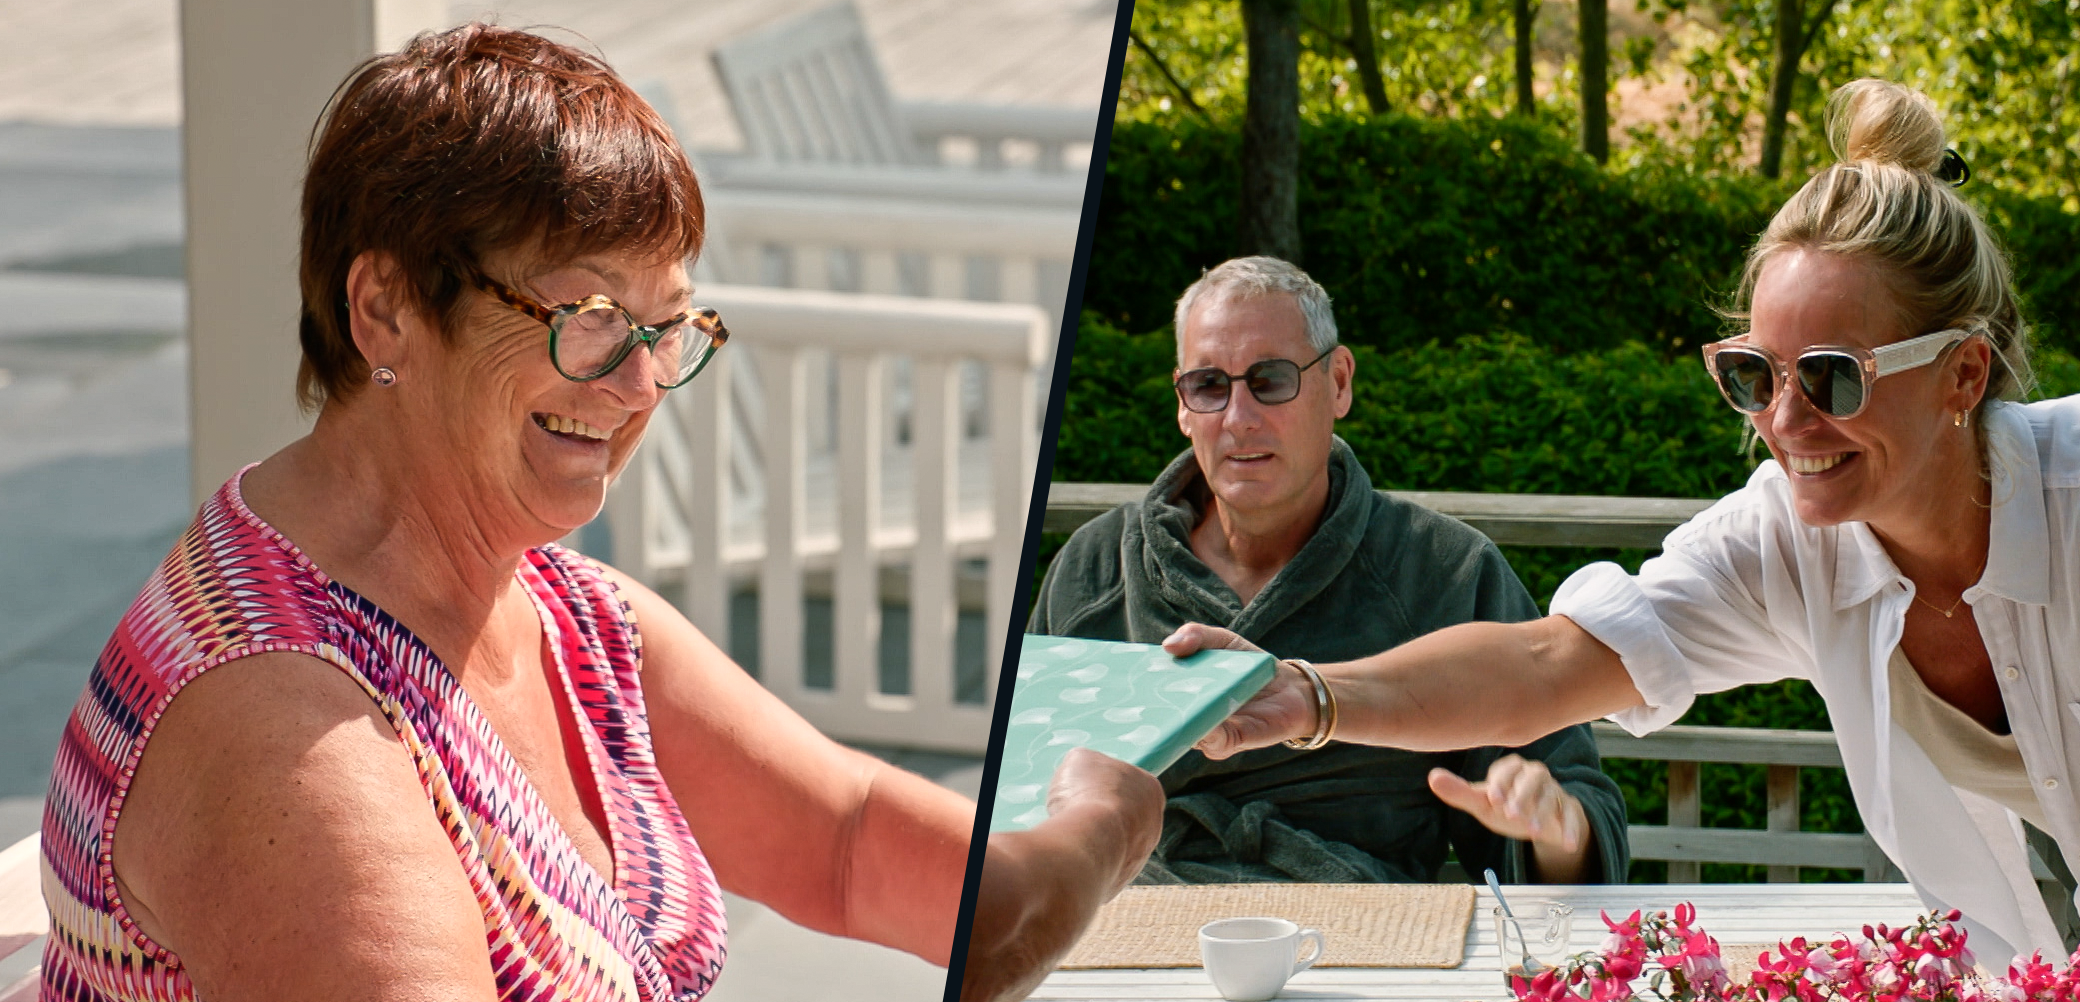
left=1197, top=917, right=1327, bottom=1001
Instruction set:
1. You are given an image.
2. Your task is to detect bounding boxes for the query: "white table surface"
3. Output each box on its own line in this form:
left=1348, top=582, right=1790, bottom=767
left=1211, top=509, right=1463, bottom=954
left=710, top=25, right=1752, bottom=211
left=1033, top=883, right=1930, bottom=1001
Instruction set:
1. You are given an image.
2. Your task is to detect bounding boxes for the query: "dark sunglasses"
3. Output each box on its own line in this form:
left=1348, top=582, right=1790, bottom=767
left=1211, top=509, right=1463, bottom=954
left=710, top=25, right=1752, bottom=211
left=1174, top=345, right=1338, bottom=413
left=1700, top=327, right=1974, bottom=420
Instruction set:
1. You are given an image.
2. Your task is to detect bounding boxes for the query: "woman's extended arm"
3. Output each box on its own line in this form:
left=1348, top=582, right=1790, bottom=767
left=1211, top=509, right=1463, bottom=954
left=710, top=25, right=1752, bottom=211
left=607, top=567, right=972, bottom=963
left=960, top=748, right=1164, bottom=1002
left=1172, top=615, right=1647, bottom=758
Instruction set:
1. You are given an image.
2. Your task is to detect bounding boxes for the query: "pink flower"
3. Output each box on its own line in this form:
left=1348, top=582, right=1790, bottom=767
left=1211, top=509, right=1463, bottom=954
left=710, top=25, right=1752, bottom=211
left=1514, top=904, right=2047, bottom=1002
left=1913, top=951, right=1954, bottom=991
left=1604, top=951, right=1644, bottom=983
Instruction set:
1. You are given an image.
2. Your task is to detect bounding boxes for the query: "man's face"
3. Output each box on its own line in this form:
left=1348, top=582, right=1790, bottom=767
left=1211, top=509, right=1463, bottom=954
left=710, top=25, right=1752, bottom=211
left=1175, top=292, right=1352, bottom=520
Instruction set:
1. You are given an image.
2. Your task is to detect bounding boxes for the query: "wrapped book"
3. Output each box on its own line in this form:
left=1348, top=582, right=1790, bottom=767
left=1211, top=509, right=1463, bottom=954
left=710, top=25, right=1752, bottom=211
left=989, top=634, right=1277, bottom=832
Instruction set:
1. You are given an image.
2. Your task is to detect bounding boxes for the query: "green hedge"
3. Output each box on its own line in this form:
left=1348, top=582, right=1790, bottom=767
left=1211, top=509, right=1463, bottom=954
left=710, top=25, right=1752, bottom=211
left=1051, top=316, right=1751, bottom=505
left=1043, top=315, right=2080, bottom=880
left=1090, top=115, right=2080, bottom=357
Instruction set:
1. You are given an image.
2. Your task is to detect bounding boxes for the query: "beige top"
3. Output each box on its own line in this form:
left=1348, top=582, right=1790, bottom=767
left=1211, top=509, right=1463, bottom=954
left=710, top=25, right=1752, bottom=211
left=1888, top=648, right=2047, bottom=831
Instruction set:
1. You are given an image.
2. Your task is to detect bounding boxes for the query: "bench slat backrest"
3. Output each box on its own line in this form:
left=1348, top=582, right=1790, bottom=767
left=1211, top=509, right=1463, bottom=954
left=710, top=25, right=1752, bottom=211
left=710, top=3, right=921, bottom=166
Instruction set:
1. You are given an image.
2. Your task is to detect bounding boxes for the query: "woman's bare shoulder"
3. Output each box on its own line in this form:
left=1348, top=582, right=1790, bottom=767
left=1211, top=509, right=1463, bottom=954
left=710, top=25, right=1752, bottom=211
left=111, top=650, right=497, bottom=1002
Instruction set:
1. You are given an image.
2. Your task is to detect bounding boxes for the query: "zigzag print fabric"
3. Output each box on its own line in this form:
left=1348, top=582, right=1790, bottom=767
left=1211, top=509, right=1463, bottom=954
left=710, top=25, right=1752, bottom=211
left=38, top=471, right=728, bottom=1001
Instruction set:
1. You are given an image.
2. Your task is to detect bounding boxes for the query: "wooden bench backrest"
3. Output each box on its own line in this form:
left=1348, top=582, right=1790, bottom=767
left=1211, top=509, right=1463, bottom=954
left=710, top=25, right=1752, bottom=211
left=1594, top=723, right=1903, bottom=882
left=710, top=3, right=922, bottom=167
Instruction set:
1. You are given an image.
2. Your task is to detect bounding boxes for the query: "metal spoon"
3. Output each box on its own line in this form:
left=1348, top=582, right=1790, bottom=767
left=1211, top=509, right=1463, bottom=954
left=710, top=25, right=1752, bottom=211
left=1486, top=868, right=1546, bottom=978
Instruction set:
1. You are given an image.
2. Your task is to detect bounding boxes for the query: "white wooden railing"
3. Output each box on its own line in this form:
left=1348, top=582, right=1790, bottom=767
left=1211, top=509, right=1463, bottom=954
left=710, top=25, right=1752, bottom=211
left=610, top=285, right=1048, bottom=753
left=636, top=155, right=1077, bottom=757
left=699, top=184, right=1081, bottom=333
left=899, top=101, right=1096, bottom=173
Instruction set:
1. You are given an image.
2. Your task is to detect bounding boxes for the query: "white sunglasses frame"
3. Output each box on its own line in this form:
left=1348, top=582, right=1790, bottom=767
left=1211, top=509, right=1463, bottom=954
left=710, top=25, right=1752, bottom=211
left=1700, top=327, right=1977, bottom=420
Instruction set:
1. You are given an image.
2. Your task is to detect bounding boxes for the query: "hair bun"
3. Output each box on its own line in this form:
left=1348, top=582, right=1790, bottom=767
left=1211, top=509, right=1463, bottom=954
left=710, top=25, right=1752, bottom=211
left=1827, top=78, right=1946, bottom=174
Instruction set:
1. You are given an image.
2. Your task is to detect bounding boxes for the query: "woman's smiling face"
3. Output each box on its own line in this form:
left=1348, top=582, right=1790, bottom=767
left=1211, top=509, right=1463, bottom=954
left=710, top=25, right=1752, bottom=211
left=415, top=248, right=692, bottom=539
left=1746, top=248, right=1982, bottom=529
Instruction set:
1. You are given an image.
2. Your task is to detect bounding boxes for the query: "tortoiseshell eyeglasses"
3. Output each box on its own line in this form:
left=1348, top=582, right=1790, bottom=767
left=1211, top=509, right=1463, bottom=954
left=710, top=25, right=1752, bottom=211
left=468, top=271, right=729, bottom=389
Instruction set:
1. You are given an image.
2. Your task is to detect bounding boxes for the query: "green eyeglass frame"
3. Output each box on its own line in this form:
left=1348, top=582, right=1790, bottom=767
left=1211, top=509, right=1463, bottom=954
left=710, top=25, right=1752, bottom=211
left=468, top=271, right=730, bottom=389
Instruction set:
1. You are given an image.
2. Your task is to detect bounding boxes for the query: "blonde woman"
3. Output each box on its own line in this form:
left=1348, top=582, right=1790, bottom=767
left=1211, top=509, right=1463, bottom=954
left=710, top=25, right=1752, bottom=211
left=1171, top=78, right=2077, bottom=965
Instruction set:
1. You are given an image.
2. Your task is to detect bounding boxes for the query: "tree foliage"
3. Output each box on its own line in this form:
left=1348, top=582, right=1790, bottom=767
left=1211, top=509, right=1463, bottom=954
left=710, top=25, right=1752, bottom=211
left=1119, top=0, right=1546, bottom=124
left=1092, top=114, right=2080, bottom=356
left=1123, top=0, right=2080, bottom=206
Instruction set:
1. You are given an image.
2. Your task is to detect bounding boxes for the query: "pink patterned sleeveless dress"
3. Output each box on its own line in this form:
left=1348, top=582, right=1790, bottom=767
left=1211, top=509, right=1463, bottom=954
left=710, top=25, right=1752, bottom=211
left=38, top=471, right=729, bottom=1001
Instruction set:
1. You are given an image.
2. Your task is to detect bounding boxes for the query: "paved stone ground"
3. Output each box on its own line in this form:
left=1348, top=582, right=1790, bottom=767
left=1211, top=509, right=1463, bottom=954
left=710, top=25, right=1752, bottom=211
left=0, top=0, right=1114, bottom=992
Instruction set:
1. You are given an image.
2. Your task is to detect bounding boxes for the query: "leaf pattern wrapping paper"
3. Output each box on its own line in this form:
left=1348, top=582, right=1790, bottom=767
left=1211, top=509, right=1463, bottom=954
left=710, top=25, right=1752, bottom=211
left=990, top=634, right=1277, bottom=832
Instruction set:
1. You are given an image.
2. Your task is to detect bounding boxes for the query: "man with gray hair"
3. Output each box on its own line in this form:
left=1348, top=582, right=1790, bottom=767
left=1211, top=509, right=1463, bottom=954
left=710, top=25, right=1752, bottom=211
left=1030, top=256, right=1628, bottom=884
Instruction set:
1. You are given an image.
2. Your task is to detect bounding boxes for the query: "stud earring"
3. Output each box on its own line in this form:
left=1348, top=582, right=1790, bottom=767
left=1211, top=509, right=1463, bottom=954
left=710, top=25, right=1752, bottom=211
left=1955, top=409, right=1971, bottom=429
left=371, top=367, right=398, bottom=387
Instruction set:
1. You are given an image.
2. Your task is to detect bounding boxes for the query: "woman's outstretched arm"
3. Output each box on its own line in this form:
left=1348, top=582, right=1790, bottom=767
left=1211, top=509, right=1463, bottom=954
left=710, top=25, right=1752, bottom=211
left=1171, top=615, right=1647, bottom=759
left=960, top=748, right=1164, bottom=1002
left=610, top=567, right=972, bottom=963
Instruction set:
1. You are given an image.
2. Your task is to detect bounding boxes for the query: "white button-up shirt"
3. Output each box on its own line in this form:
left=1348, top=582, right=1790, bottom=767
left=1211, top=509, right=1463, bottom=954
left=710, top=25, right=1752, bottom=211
left=1553, top=397, right=2080, bottom=966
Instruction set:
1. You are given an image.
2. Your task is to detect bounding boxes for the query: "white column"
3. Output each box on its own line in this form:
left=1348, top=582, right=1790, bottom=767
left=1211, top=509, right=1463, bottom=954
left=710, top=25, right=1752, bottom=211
left=181, top=0, right=449, bottom=505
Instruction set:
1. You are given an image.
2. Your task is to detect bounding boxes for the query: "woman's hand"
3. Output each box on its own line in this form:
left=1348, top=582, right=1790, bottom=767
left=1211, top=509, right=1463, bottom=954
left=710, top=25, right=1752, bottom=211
left=961, top=749, right=1163, bottom=1002
left=1163, top=623, right=1317, bottom=760
left=1428, top=755, right=1593, bottom=882
left=1044, top=747, right=1165, bottom=896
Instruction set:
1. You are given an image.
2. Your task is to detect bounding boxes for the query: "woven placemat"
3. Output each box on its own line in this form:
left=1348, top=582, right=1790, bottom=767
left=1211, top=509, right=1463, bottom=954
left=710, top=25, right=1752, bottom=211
left=1061, top=883, right=1477, bottom=969
left=1722, top=944, right=1779, bottom=986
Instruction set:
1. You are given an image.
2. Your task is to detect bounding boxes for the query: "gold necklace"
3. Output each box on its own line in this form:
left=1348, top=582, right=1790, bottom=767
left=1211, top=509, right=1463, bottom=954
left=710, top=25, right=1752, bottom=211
left=1914, top=589, right=1968, bottom=619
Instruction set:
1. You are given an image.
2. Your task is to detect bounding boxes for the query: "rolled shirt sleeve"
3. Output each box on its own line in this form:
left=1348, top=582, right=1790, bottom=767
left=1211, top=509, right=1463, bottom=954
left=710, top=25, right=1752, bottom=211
left=1552, top=491, right=1808, bottom=736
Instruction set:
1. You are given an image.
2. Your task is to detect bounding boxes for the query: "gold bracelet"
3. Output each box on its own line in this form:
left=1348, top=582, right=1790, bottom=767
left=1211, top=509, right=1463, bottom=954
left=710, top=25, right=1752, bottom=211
left=1282, top=658, right=1336, bottom=751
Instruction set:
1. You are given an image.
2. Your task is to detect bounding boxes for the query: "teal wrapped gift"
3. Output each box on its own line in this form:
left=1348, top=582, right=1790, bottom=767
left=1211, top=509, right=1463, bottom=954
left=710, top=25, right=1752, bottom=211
left=989, top=634, right=1277, bottom=832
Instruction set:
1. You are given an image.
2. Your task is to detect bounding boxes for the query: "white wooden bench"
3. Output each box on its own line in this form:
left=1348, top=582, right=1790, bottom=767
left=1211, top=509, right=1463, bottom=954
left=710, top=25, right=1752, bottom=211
left=709, top=2, right=922, bottom=168
left=696, top=1, right=1090, bottom=333
left=1593, top=722, right=1900, bottom=882
left=708, top=2, right=1096, bottom=175
left=0, top=834, right=44, bottom=1000
left=1042, top=482, right=1715, bottom=548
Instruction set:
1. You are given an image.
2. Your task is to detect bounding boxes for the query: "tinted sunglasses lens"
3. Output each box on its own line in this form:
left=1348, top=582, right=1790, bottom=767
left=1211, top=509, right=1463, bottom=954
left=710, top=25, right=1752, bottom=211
left=1797, top=352, right=1865, bottom=417
left=1244, top=359, right=1304, bottom=405
left=1177, top=369, right=1230, bottom=412
left=1711, top=350, right=1775, bottom=413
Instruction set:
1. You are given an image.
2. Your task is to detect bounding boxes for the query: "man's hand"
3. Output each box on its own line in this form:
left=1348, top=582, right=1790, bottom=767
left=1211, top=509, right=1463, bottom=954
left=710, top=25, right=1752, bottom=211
left=1427, top=755, right=1593, bottom=883
left=1164, top=624, right=1315, bottom=760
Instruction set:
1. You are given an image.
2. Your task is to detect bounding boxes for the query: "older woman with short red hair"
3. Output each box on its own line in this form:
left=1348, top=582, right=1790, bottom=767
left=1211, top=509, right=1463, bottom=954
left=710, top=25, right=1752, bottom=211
left=36, top=25, right=973, bottom=1001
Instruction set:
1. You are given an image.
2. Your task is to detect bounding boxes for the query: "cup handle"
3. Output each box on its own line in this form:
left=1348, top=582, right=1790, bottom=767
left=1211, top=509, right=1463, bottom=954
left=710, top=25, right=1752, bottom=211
left=1292, top=929, right=1326, bottom=974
